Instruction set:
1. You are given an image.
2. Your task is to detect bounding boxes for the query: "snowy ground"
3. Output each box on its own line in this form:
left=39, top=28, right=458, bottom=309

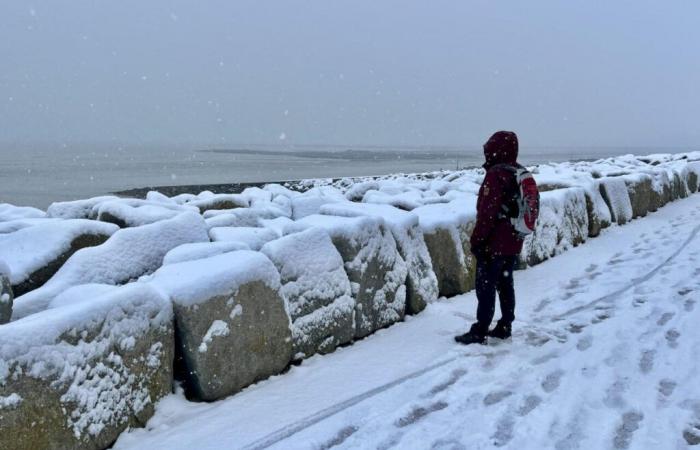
left=115, top=195, right=700, bottom=450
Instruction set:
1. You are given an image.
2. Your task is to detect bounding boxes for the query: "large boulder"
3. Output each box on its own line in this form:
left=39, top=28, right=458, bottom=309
left=648, top=170, right=672, bottom=212
left=685, top=163, right=700, bottom=193
left=321, top=202, right=438, bottom=314
left=11, top=212, right=209, bottom=320
left=95, top=200, right=196, bottom=228
left=46, top=196, right=119, bottom=219
left=0, top=284, right=174, bottom=450
left=149, top=251, right=292, bottom=401
left=598, top=177, right=634, bottom=225
left=293, top=214, right=408, bottom=339
left=162, top=241, right=250, bottom=266
left=187, top=194, right=249, bottom=213
left=209, top=226, right=280, bottom=250
left=583, top=185, right=612, bottom=238
left=0, top=220, right=119, bottom=297
left=261, top=228, right=355, bottom=358
left=413, top=199, right=477, bottom=298
left=671, top=170, right=689, bottom=200
left=1, top=270, right=12, bottom=324
left=522, top=188, right=588, bottom=266
left=624, top=174, right=654, bottom=218
left=0, top=203, right=46, bottom=221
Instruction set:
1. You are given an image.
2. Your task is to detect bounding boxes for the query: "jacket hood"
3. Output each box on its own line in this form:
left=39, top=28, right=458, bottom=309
left=483, top=131, right=518, bottom=169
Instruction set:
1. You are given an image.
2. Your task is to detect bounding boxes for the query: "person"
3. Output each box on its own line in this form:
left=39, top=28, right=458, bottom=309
left=455, top=131, right=525, bottom=345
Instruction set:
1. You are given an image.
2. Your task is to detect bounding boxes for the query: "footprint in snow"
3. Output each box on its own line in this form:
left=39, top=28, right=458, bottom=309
left=638, top=350, right=655, bottom=374
left=430, top=438, right=467, bottom=450
left=491, top=415, right=515, bottom=447
left=632, top=297, right=647, bottom=308
left=517, top=395, right=542, bottom=416
left=656, top=312, right=675, bottom=326
left=542, top=370, right=564, bottom=393
left=483, top=390, right=513, bottom=406
left=585, top=263, right=598, bottom=273
left=424, top=368, right=467, bottom=397
left=591, top=311, right=612, bottom=324
left=612, top=411, right=644, bottom=449
left=567, top=322, right=587, bottom=334
left=665, top=329, right=680, bottom=349
left=684, top=422, right=700, bottom=446
left=604, top=379, right=629, bottom=409
left=318, top=425, right=359, bottom=450
left=395, top=401, right=448, bottom=428
left=658, top=379, right=677, bottom=400
left=576, top=335, right=593, bottom=351
left=685, top=299, right=696, bottom=312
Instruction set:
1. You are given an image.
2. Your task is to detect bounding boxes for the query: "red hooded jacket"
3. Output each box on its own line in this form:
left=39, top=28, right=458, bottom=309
left=469, top=131, right=524, bottom=257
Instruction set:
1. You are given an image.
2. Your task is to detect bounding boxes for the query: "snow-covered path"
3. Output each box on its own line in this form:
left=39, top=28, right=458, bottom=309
left=116, top=195, right=700, bottom=450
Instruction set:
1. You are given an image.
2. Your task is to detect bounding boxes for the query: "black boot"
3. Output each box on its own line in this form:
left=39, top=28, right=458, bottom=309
left=454, top=323, right=487, bottom=345
left=488, top=321, right=512, bottom=340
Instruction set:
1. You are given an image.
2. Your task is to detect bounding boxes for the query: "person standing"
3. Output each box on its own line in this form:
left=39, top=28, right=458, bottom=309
left=455, top=131, right=535, bottom=345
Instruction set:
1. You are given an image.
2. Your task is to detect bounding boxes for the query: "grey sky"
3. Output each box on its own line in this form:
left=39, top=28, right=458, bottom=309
left=1, top=0, right=698, bottom=149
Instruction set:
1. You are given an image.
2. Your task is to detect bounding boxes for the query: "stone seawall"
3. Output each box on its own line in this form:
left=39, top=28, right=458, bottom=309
left=0, top=152, right=699, bottom=449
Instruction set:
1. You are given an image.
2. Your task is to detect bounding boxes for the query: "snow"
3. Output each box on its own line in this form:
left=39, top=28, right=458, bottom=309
left=209, top=226, right=280, bottom=250
left=46, top=196, right=119, bottom=219
left=0, top=219, right=119, bottom=285
left=148, top=250, right=281, bottom=307
left=47, top=283, right=119, bottom=309
left=163, top=241, right=250, bottom=265
left=114, top=193, right=700, bottom=450
left=0, top=203, right=46, bottom=221
left=198, top=320, right=230, bottom=353
left=93, top=199, right=197, bottom=227
left=204, top=205, right=288, bottom=229
left=412, top=197, right=477, bottom=234
left=11, top=212, right=208, bottom=319
left=0, top=393, right=22, bottom=409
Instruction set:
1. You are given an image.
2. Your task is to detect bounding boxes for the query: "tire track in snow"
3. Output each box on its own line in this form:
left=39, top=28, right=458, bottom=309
left=245, top=223, right=700, bottom=450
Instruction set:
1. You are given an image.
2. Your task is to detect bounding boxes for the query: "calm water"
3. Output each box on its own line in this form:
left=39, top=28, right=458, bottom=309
left=0, top=144, right=689, bottom=209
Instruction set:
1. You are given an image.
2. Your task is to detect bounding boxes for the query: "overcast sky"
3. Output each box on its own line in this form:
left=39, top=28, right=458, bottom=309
left=1, top=1, right=698, bottom=149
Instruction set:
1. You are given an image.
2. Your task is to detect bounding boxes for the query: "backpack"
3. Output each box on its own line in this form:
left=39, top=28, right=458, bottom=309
left=494, top=164, right=540, bottom=237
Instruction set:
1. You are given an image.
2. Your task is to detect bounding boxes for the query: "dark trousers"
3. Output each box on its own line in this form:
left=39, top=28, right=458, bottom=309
left=474, top=255, right=517, bottom=334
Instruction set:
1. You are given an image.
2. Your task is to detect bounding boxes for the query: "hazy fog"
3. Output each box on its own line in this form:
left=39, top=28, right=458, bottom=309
left=1, top=1, right=698, bottom=149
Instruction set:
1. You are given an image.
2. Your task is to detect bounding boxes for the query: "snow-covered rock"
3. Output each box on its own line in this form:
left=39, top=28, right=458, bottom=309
left=293, top=214, right=407, bottom=339
left=0, top=283, right=173, bottom=450
left=94, top=199, right=197, bottom=228
left=261, top=228, right=355, bottom=358
left=163, top=241, right=250, bottom=266
left=522, top=188, right=589, bottom=266
left=0, top=203, right=46, bottom=221
left=0, top=219, right=119, bottom=296
left=321, top=202, right=438, bottom=314
left=598, top=177, right=634, bottom=225
left=290, top=187, right=344, bottom=220
left=46, top=196, right=119, bottom=219
left=209, top=226, right=279, bottom=250
left=583, top=183, right=612, bottom=238
left=204, top=205, right=288, bottom=229
left=12, top=212, right=209, bottom=320
left=187, top=194, right=249, bottom=213
left=0, top=273, right=12, bottom=324
left=684, top=162, right=700, bottom=193
left=149, top=251, right=292, bottom=401
left=413, top=199, right=477, bottom=298
left=624, top=173, right=654, bottom=218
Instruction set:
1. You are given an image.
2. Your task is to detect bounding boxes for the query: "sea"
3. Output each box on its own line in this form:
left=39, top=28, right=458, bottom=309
left=0, top=143, right=692, bottom=209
